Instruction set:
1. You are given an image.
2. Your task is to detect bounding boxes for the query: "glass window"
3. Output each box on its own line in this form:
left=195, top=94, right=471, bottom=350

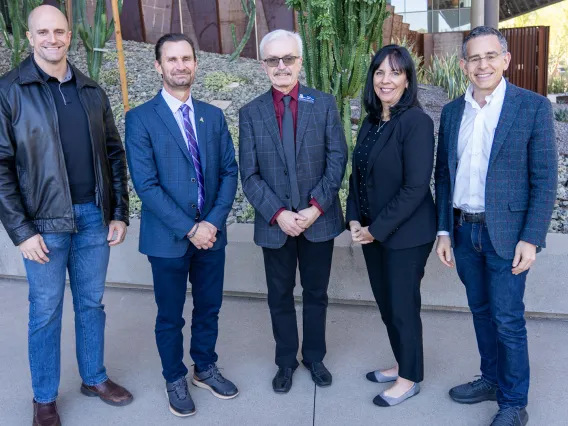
left=437, top=0, right=459, bottom=9
left=403, top=11, right=430, bottom=33
left=432, top=9, right=460, bottom=32
left=391, top=0, right=405, bottom=12
left=428, top=0, right=437, bottom=10
left=405, top=0, right=429, bottom=13
left=459, top=8, right=471, bottom=30
left=460, top=0, right=472, bottom=7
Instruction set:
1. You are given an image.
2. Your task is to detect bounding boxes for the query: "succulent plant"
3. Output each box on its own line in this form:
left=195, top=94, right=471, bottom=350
left=76, top=0, right=123, bottom=82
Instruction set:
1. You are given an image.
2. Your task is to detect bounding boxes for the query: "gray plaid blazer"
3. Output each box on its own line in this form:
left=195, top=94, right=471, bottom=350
left=435, top=81, right=558, bottom=259
left=239, top=85, right=348, bottom=248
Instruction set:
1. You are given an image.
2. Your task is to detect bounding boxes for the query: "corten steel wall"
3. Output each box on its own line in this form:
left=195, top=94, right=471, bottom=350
left=421, top=27, right=550, bottom=96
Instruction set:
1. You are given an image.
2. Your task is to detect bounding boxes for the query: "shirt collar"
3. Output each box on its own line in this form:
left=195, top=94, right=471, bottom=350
left=465, top=77, right=506, bottom=109
left=161, top=87, right=194, bottom=114
left=33, top=55, right=73, bottom=83
left=272, top=82, right=300, bottom=104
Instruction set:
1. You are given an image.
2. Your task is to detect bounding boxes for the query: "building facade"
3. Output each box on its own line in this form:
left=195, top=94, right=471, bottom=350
left=389, top=0, right=472, bottom=33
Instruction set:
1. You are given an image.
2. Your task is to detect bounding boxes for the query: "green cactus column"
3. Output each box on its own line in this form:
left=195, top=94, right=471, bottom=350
left=76, top=0, right=123, bottom=82
left=286, top=0, right=388, bottom=173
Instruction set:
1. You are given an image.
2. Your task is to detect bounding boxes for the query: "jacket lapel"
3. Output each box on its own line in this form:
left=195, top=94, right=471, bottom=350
left=193, top=99, right=208, bottom=176
left=152, top=93, right=193, bottom=164
left=295, top=85, right=314, bottom=156
left=258, top=89, right=286, bottom=165
left=366, top=113, right=401, bottom=179
left=448, top=97, right=466, bottom=184
left=488, top=82, right=520, bottom=168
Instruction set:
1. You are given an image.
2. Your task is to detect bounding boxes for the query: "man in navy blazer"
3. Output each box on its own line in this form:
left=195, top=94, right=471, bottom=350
left=125, top=34, right=239, bottom=417
left=435, top=27, right=557, bottom=426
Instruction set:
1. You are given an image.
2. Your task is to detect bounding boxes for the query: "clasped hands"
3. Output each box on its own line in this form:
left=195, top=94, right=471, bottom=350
left=276, top=206, right=321, bottom=237
left=187, top=221, right=218, bottom=249
left=349, top=221, right=374, bottom=244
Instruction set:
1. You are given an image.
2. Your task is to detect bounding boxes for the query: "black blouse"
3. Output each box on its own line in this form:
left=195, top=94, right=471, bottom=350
left=353, top=121, right=388, bottom=219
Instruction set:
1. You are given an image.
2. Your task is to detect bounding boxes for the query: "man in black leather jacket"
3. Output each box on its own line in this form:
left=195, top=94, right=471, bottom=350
left=0, top=6, right=132, bottom=425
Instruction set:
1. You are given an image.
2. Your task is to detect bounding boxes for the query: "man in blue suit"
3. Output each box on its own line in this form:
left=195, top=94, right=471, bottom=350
left=125, top=33, right=239, bottom=417
left=435, top=27, right=557, bottom=426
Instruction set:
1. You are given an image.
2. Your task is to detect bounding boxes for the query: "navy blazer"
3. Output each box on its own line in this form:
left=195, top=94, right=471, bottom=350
left=435, top=81, right=558, bottom=259
left=125, top=92, right=238, bottom=258
left=239, top=85, right=348, bottom=249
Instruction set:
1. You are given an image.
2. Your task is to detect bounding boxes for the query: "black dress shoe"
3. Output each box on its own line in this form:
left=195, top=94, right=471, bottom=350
left=272, top=367, right=297, bottom=393
left=302, top=361, right=332, bottom=387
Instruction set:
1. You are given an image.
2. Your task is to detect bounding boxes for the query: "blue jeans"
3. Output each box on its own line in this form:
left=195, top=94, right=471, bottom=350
left=148, top=244, right=225, bottom=382
left=453, top=220, right=529, bottom=408
left=24, top=202, right=110, bottom=403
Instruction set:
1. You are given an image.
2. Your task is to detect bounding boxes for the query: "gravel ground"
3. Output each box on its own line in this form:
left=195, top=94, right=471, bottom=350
left=1, top=40, right=566, bottom=232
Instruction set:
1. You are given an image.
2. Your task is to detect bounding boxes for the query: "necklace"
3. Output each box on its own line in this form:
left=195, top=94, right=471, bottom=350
left=375, top=120, right=388, bottom=134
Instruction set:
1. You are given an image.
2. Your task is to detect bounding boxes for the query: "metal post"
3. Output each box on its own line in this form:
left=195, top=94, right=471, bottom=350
left=178, top=0, right=184, bottom=34
left=110, top=0, right=130, bottom=112
left=471, top=0, right=485, bottom=28
left=484, top=0, right=499, bottom=29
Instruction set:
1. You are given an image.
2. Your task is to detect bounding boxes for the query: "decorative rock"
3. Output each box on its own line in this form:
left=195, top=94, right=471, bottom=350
left=210, top=100, right=232, bottom=110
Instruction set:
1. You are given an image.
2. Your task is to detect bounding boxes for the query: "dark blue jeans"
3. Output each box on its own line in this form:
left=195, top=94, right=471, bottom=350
left=24, top=202, right=110, bottom=403
left=453, top=220, right=529, bottom=408
left=148, top=245, right=225, bottom=382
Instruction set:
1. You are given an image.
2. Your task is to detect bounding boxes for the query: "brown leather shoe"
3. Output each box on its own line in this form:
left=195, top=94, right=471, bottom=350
left=80, top=378, right=133, bottom=407
left=33, top=400, right=61, bottom=426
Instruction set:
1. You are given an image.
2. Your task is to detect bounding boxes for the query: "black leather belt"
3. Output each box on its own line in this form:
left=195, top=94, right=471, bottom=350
left=454, top=208, right=485, bottom=223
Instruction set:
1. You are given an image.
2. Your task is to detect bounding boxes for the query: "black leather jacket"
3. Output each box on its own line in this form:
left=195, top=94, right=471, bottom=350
left=0, top=56, right=129, bottom=246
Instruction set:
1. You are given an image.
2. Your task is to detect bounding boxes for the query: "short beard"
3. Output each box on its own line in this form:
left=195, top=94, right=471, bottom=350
left=163, top=73, right=193, bottom=89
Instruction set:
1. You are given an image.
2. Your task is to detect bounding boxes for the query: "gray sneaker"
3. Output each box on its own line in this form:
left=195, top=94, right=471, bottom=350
left=165, top=377, right=196, bottom=417
left=490, top=407, right=528, bottom=426
left=449, top=376, right=498, bottom=404
left=192, top=364, right=239, bottom=400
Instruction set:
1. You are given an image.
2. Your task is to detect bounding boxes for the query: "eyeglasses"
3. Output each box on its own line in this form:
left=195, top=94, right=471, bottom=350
left=263, top=56, right=300, bottom=67
left=466, top=51, right=506, bottom=64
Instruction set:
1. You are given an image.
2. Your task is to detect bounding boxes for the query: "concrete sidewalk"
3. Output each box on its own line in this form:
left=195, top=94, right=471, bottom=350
left=0, top=278, right=567, bottom=426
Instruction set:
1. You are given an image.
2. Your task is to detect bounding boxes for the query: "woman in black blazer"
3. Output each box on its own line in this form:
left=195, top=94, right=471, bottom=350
left=346, top=45, right=436, bottom=407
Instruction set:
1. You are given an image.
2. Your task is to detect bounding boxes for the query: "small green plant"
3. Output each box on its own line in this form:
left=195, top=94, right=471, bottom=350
left=425, top=53, right=469, bottom=100
left=204, top=71, right=246, bottom=92
left=548, top=74, right=568, bottom=94
left=242, top=203, right=255, bottom=222
left=76, top=0, right=123, bottom=82
left=554, top=108, right=568, bottom=122
left=229, top=0, right=256, bottom=62
left=0, top=0, right=43, bottom=69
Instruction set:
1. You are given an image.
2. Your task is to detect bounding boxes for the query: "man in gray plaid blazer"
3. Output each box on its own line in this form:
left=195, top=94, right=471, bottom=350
left=435, top=27, right=557, bottom=426
left=239, top=30, right=347, bottom=393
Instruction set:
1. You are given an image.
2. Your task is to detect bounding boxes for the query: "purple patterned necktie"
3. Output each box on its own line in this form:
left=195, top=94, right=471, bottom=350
left=179, top=104, right=204, bottom=211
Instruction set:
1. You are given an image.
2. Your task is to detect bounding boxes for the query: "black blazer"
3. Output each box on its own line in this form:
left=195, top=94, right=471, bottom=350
left=346, top=106, right=436, bottom=249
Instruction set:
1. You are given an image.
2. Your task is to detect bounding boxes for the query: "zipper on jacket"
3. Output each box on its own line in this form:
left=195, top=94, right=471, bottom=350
left=41, top=82, right=77, bottom=233
left=77, top=88, right=105, bottom=226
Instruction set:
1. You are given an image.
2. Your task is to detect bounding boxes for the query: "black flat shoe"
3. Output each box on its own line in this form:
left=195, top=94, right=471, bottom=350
left=302, top=361, right=332, bottom=387
left=272, top=367, right=296, bottom=393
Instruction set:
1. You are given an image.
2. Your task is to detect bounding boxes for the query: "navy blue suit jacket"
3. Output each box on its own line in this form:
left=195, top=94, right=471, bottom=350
left=435, top=82, right=558, bottom=259
left=125, top=92, right=238, bottom=258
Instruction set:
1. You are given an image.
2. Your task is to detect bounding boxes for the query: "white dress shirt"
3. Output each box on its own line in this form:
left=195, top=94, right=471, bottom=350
left=161, top=88, right=200, bottom=148
left=438, top=77, right=506, bottom=236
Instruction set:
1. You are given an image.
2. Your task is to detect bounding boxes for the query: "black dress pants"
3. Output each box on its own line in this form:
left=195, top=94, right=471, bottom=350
left=262, top=234, right=334, bottom=368
left=361, top=240, right=434, bottom=383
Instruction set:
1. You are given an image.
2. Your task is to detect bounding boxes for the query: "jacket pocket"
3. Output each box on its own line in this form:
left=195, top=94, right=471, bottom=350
left=509, top=201, right=529, bottom=212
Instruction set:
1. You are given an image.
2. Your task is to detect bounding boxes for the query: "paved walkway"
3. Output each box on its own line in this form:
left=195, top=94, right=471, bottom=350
left=0, top=278, right=567, bottom=425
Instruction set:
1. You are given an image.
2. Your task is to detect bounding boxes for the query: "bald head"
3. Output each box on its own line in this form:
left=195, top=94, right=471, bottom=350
left=27, top=5, right=68, bottom=32
left=26, top=5, right=71, bottom=70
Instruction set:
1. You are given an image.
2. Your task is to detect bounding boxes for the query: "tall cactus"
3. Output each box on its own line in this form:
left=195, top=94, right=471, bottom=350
left=0, top=0, right=43, bottom=69
left=76, top=0, right=123, bottom=82
left=229, top=0, right=256, bottom=62
left=285, top=0, right=387, bottom=163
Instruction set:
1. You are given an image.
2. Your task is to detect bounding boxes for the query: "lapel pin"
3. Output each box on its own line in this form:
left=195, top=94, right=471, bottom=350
left=200, top=117, right=204, bottom=123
